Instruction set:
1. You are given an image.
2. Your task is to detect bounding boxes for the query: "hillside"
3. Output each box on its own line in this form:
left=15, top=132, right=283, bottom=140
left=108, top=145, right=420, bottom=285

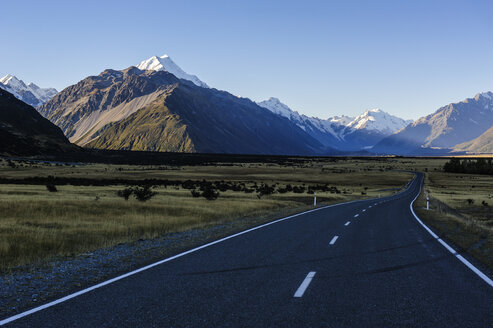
left=454, top=126, right=493, bottom=153
left=0, top=88, right=77, bottom=156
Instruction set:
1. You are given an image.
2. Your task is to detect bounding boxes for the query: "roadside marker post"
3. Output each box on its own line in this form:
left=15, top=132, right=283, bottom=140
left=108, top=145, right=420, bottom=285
left=426, top=192, right=429, bottom=210
left=314, top=192, right=317, bottom=207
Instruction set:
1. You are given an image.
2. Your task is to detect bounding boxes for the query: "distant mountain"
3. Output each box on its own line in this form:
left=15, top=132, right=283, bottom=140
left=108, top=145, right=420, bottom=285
left=373, top=92, right=493, bottom=155
left=38, top=67, right=327, bottom=155
left=257, top=97, right=410, bottom=150
left=0, top=88, right=76, bottom=156
left=137, top=54, right=209, bottom=88
left=454, top=126, right=493, bottom=153
left=0, top=74, right=58, bottom=107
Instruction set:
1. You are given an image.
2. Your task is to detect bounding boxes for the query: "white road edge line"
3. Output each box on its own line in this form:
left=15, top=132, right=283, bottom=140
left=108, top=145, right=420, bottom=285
left=410, top=176, right=493, bottom=288
left=329, top=236, right=339, bottom=245
left=344, top=221, right=350, bottom=226
left=294, top=271, right=316, bottom=297
left=0, top=195, right=399, bottom=326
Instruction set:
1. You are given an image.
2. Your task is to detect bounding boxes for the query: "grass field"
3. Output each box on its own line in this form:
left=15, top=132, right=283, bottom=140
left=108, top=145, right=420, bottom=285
left=414, top=171, right=493, bottom=270
left=0, top=157, right=418, bottom=271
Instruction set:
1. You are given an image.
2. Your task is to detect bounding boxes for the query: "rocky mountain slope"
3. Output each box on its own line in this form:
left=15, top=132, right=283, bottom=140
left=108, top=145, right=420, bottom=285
left=454, top=125, right=493, bottom=153
left=372, top=92, right=493, bottom=155
left=38, top=68, right=326, bottom=155
left=0, top=74, right=57, bottom=107
left=0, top=88, right=76, bottom=156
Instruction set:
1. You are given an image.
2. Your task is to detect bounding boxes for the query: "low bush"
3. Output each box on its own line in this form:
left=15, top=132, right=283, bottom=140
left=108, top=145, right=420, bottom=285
left=116, top=185, right=157, bottom=202
left=46, top=184, right=58, bottom=192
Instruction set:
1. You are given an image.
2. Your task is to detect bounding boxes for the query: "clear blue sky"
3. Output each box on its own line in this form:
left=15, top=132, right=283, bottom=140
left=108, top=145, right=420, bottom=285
left=2, top=0, right=492, bottom=120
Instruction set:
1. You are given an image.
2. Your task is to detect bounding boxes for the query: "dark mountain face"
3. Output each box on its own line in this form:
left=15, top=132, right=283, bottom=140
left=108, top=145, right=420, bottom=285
left=372, top=92, right=493, bottom=155
left=0, top=89, right=77, bottom=156
left=40, top=68, right=326, bottom=155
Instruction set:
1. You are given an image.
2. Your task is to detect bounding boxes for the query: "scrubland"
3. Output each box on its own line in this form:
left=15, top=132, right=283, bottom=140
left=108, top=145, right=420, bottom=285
left=0, top=157, right=416, bottom=270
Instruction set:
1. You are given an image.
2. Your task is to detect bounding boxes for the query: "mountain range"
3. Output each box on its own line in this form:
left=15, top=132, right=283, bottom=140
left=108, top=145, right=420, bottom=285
left=38, top=66, right=327, bottom=155
left=2, top=53, right=493, bottom=157
left=373, top=92, right=493, bottom=155
left=0, top=74, right=57, bottom=107
left=257, top=97, right=411, bottom=150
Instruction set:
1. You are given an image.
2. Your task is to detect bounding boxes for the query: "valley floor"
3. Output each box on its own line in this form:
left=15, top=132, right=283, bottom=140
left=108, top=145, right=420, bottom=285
left=6, top=155, right=489, bottom=319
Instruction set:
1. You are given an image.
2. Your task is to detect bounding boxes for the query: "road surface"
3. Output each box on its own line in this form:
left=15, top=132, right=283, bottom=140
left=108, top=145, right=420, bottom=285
left=2, top=173, right=492, bottom=327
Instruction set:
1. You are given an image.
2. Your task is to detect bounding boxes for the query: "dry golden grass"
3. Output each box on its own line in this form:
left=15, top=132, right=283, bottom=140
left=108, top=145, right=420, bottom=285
left=415, top=171, right=493, bottom=269
left=0, top=158, right=416, bottom=270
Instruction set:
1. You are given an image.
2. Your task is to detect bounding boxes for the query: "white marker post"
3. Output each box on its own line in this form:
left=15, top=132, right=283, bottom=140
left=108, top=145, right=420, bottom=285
left=426, top=192, right=429, bottom=210
left=314, top=192, right=317, bottom=207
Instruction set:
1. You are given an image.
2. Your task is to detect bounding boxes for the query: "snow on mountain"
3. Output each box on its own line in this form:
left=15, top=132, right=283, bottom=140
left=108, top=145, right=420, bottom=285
left=346, top=109, right=412, bottom=135
left=137, top=54, right=209, bottom=88
left=0, top=74, right=58, bottom=107
left=328, top=115, right=354, bottom=126
left=257, top=97, right=349, bottom=139
left=257, top=97, right=411, bottom=150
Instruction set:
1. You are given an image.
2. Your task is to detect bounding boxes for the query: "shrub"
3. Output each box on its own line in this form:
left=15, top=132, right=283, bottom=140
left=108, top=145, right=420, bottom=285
left=202, top=186, right=219, bottom=200
left=117, top=185, right=157, bottom=202
left=257, top=184, right=275, bottom=197
left=117, top=187, right=133, bottom=200
left=467, top=199, right=474, bottom=205
left=292, top=186, right=305, bottom=193
left=46, top=184, right=58, bottom=192
left=190, top=189, right=201, bottom=198
left=133, top=185, right=157, bottom=202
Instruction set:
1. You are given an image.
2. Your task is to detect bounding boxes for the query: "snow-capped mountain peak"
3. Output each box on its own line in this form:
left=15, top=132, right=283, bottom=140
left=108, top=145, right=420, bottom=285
left=0, top=74, right=58, bottom=107
left=137, top=54, right=209, bottom=88
left=0, top=74, right=27, bottom=90
left=476, top=91, right=493, bottom=101
left=347, top=108, right=412, bottom=134
left=256, top=97, right=301, bottom=119
left=257, top=97, right=412, bottom=150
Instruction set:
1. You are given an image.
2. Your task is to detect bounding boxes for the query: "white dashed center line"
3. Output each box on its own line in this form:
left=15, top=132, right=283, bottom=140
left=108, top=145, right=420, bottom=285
left=354, top=214, right=359, bottom=218
left=344, top=221, right=350, bottom=226
left=294, top=272, right=316, bottom=298
left=362, top=209, right=366, bottom=212
left=329, top=235, right=339, bottom=245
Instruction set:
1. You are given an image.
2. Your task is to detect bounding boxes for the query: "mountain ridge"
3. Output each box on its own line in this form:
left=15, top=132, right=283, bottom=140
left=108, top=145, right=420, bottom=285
left=373, top=91, right=493, bottom=155
left=0, top=74, right=58, bottom=107
left=39, top=67, right=330, bottom=155
left=256, top=97, right=411, bottom=150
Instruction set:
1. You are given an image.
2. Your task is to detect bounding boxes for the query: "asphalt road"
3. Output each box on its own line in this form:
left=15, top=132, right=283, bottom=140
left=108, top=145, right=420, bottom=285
left=3, top=173, right=492, bottom=327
